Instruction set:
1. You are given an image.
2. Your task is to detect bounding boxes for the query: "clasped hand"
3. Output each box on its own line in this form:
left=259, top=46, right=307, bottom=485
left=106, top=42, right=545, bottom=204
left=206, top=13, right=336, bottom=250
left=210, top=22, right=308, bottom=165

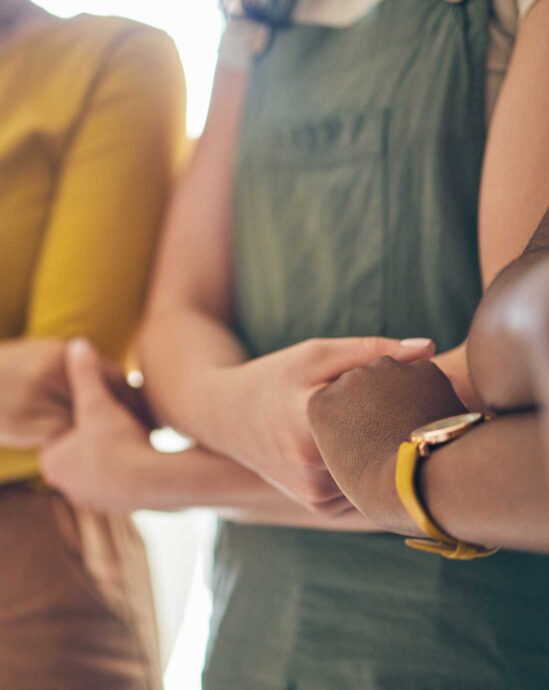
left=0, top=337, right=153, bottom=449
left=37, top=336, right=440, bottom=514
left=308, top=356, right=466, bottom=526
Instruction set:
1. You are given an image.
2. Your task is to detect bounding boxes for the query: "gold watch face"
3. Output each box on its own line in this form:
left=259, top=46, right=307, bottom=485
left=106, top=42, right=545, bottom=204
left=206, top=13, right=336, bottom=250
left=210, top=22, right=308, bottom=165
left=410, top=412, right=483, bottom=447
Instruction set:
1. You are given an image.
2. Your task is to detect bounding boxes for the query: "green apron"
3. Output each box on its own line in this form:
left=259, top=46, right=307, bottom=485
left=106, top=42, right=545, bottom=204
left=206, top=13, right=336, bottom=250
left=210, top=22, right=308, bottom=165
left=203, top=2, right=549, bottom=688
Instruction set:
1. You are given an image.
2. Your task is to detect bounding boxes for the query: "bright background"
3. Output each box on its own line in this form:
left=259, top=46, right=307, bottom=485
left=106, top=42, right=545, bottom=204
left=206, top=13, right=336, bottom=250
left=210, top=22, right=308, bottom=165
left=36, top=1, right=224, bottom=136
left=34, top=2, right=225, bottom=689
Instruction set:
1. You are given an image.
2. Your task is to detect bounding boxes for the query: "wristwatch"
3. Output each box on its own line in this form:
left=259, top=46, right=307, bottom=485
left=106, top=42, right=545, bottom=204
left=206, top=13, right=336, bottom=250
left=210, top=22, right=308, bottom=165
left=395, top=412, right=499, bottom=560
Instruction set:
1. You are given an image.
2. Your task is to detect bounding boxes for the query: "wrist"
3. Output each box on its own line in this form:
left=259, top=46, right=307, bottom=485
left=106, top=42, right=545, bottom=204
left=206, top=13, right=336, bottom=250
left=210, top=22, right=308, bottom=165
left=358, top=455, right=421, bottom=536
left=126, top=446, right=175, bottom=511
left=197, top=364, right=248, bottom=452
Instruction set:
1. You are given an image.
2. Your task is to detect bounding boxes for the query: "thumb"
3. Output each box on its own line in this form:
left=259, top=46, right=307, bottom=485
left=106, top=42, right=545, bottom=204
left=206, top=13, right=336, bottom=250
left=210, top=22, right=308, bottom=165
left=67, top=339, right=113, bottom=424
left=308, top=336, right=436, bottom=383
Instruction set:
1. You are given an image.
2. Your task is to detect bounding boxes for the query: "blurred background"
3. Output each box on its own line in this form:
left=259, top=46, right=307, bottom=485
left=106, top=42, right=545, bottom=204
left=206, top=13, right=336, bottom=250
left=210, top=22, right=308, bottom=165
left=34, top=2, right=225, bottom=689
left=37, top=1, right=223, bottom=137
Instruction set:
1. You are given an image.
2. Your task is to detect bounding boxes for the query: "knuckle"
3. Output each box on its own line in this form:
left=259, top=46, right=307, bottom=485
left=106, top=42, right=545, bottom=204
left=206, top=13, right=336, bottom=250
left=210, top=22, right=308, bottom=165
left=411, top=359, right=442, bottom=379
left=411, top=358, right=435, bottom=370
left=333, top=366, right=364, bottom=388
left=343, top=365, right=368, bottom=380
left=371, top=355, right=397, bottom=369
left=317, top=365, right=369, bottom=399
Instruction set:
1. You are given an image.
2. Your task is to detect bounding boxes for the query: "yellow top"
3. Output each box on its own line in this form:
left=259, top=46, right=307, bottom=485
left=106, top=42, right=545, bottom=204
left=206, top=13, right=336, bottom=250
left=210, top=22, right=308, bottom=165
left=0, top=14, right=188, bottom=483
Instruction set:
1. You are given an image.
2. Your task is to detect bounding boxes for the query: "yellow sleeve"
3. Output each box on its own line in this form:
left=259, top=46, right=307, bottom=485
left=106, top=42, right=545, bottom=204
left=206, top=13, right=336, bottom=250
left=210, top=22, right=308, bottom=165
left=25, top=27, right=188, bottom=363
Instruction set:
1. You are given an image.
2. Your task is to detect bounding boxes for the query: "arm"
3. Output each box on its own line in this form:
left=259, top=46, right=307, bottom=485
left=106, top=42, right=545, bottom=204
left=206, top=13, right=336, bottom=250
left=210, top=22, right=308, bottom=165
left=364, top=413, right=549, bottom=554
left=433, top=1, right=549, bottom=406
left=26, top=27, right=186, bottom=361
left=132, top=448, right=376, bottom=531
left=416, top=413, right=549, bottom=553
left=309, top=364, right=549, bottom=553
left=0, top=28, right=185, bottom=477
left=478, top=0, right=549, bottom=287
left=309, top=209, right=549, bottom=552
left=140, top=58, right=436, bottom=511
left=139, top=64, right=249, bottom=433
left=42, top=340, right=377, bottom=532
left=468, top=207, right=549, bottom=411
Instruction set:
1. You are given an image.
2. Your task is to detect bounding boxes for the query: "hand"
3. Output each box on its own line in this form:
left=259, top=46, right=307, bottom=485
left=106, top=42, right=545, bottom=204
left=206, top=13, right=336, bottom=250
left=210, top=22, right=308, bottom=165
left=205, top=337, right=436, bottom=512
left=308, top=357, right=466, bottom=523
left=41, top=340, right=154, bottom=511
left=0, top=338, right=70, bottom=447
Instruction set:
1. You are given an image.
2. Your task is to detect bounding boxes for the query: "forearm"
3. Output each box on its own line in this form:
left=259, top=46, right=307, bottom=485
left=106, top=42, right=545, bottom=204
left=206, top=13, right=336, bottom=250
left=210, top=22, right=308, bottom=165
left=478, top=0, right=549, bottom=287
left=372, top=413, right=549, bottom=553
left=140, top=65, right=249, bottom=441
left=140, top=307, right=247, bottom=440
left=133, top=444, right=378, bottom=532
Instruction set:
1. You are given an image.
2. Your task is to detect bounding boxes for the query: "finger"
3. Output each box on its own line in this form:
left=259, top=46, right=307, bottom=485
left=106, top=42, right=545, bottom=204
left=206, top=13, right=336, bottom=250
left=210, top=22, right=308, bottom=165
left=67, top=339, right=114, bottom=424
left=302, top=336, right=435, bottom=383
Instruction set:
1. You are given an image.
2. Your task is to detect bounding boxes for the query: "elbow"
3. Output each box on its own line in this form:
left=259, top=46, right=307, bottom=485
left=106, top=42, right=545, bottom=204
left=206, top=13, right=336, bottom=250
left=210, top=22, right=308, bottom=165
left=468, top=257, right=549, bottom=411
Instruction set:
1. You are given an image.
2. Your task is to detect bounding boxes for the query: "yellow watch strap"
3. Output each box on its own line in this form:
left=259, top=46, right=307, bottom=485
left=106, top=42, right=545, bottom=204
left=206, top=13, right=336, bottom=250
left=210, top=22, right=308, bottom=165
left=396, top=442, right=453, bottom=544
left=395, top=441, right=498, bottom=561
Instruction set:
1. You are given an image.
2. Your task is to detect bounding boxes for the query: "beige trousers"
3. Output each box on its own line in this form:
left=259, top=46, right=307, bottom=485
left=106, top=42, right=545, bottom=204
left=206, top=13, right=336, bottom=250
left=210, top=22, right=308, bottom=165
left=0, top=484, right=163, bottom=690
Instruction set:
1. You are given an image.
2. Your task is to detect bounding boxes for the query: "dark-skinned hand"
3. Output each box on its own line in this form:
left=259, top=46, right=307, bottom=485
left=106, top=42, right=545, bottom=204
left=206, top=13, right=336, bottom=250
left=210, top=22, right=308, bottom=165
left=307, top=357, right=466, bottom=525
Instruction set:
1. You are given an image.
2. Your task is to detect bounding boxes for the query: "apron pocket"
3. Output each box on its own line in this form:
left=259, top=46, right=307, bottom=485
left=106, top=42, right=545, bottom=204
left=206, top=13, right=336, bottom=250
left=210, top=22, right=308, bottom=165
left=235, top=110, right=390, bottom=353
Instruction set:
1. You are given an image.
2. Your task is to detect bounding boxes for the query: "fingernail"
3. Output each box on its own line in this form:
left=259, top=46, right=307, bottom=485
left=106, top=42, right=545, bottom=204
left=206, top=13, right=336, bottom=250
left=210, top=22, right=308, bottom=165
left=70, top=338, right=91, bottom=356
left=400, top=338, right=433, bottom=349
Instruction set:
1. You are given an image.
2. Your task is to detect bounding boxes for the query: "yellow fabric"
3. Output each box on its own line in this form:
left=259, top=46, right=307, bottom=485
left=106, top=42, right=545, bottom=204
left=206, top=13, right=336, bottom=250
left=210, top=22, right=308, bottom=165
left=0, top=14, right=189, bottom=483
left=395, top=441, right=498, bottom=561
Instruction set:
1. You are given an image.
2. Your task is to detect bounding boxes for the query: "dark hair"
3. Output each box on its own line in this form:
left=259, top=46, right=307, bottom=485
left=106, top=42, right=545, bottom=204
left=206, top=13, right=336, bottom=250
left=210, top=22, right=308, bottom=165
left=220, top=0, right=298, bottom=27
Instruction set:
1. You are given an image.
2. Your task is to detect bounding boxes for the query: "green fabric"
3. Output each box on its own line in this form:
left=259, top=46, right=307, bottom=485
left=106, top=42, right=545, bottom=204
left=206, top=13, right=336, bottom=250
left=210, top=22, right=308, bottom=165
left=203, top=2, right=549, bottom=688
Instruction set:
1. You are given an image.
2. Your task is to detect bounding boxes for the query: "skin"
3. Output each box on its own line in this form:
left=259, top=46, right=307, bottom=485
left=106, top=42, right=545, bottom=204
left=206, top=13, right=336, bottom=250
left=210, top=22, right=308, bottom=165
left=138, top=63, right=435, bottom=513
left=0, top=338, right=155, bottom=449
left=40, top=337, right=426, bottom=533
left=0, top=339, right=70, bottom=447
left=479, top=0, right=549, bottom=288
left=308, top=208, right=549, bottom=553
left=137, top=1, right=549, bottom=510
left=307, top=357, right=467, bottom=511
left=39, top=4, right=548, bottom=526
left=468, top=208, right=549, bottom=412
